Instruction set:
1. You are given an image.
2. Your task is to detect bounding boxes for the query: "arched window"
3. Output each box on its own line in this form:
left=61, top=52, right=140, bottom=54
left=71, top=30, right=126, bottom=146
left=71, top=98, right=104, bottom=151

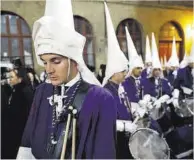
left=1, top=12, right=34, bottom=67
left=74, top=16, right=95, bottom=67
left=159, top=21, right=184, bottom=62
left=116, top=18, right=143, bottom=59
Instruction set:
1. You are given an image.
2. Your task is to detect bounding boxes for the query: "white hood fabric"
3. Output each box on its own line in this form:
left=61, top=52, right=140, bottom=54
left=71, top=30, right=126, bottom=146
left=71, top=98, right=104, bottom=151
left=151, top=33, right=162, bottom=69
left=188, top=41, right=194, bottom=63
left=102, top=2, right=128, bottom=86
left=167, top=37, right=179, bottom=67
left=145, top=35, right=152, bottom=63
left=125, top=26, right=144, bottom=74
left=32, top=0, right=101, bottom=86
left=180, top=52, right=189, bottom=68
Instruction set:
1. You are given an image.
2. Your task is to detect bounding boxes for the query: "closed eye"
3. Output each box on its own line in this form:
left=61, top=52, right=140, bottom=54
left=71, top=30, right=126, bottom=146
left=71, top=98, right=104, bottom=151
left=51, top=58, right=62, bottom=64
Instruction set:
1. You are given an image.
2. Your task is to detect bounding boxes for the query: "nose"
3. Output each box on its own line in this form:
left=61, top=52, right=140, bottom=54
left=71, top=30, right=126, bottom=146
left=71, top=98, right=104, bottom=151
left=46, top=63, right=54, bottom=75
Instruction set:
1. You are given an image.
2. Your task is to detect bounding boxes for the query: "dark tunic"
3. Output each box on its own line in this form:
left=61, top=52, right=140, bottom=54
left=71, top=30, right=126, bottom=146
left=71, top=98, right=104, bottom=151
left=4, top=82, right=34, bottom=159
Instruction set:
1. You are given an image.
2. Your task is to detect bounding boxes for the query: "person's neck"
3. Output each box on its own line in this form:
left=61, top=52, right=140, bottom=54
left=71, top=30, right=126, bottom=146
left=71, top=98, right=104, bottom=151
left=154, top=76, right=160, bottom=79
left=131, top=74, right=139, bottom=79
left=65, top=72, right=80, bottom=87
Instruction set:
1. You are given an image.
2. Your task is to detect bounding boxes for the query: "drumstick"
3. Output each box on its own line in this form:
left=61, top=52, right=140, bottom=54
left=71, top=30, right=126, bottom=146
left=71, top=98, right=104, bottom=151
left=143, top=134, right=154, bottom=147
left=60, top=106, right=73, bottom=160
left=72, top=109, right=77, bottom=159
left=133, top=116, right=140, bottom=124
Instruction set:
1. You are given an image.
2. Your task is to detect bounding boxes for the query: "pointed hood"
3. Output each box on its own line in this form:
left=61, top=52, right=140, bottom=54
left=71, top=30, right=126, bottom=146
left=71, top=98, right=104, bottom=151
left=160, top=57, right=164, bottom=68
left=188, top=41, right=194, bottom=63
left=164, top=55, right=168, bottom=67
left=125, top=26, right=144, bottom=73
left=145, top=35, right=152, bottom=63
left=151, top=32, right=162, bottom=69
left=167, top=37, right=179, bottom=67
left=32, top=0, right=100, bottom=86
left=180, top=52, right=189, bottom=68
left=102, top=2, right=128, bottom=86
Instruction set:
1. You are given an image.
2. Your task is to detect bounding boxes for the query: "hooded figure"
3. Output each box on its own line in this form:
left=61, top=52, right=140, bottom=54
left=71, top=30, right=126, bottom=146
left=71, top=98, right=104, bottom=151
left=142, top=35, right=152, bottom=79
left=17, top=0, right=117, bottom=159
left=122, top=31, right=162, bottom=135
left=102, top=4, right=128, bottom=87
left=173, top=41, right=194, bottom=106
left=166, top=42, right=193, bottom=159
left=123, top=26, right=144, bottom=103
left=103, top=3, right=135, bottom=159
left=165, top=37, right=179, bottom=86
left=141, top=33, right=171, bottom=106
left=139, top=33, right=173, bottom=135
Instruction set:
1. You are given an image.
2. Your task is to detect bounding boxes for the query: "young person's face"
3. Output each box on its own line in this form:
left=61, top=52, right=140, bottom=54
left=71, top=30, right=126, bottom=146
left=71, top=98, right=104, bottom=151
left=152, top=68, right=161, bottom=77
left=111, top=70, right=127, bottom=84
left=132, top=67, right=142, bottom=77
left=9, top=70, right=21, bottom=86
left=40, top=54, right=71, bottom=86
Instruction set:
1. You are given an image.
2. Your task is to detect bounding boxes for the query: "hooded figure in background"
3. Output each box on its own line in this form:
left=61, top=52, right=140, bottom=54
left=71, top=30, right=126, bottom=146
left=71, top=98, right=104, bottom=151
left=140, top=33, right=172, bottom=135
left=172, top=41, right=194, bottom=126
left=122, top=26, right=144, bottom=103
left=102, top=3, right=136, bottom=159
left=17, top=0, right=117, bottom=159
left=141, top=33, right=171, bottom=100
left=166, top=42, right=193, bottom=159
left=164, top=37, right=179, bottom=87
left=122, top=29, right=162, bottom=135
left=141, top=35, right=152, bottom=79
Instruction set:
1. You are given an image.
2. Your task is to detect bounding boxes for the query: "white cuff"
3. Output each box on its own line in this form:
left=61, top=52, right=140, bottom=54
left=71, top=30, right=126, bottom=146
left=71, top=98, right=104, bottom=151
left=159, top=95, right=170, bottom=103
left=116, top=120, right=125, bottom=132
left=143, top=94, right=151, bottom=102
left=16, top=147, right=36, bottom=159
left=173, top=89, right=179, bottom=99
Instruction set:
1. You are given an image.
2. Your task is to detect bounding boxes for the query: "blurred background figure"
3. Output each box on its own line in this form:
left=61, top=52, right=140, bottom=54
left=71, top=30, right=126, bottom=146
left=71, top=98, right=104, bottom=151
left=11, top=57, right=24, bottom=69
left=97, top=64, right=106, bottom=84
left=26, top=66, right=40, bottom=91
left=1, top=67, right=34, bottom=159
left=39, top=70, right=47, bottom=83
left=87, top=64, right=96, bottom=76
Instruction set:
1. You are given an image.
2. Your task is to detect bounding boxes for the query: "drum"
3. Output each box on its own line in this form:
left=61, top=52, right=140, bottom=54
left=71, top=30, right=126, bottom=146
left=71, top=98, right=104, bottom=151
left=129, top=128, right=170, bottom=159
left=136, top=115, right=151, bottom=129
left=165, top=125, right=193, bottom=159
left=176, top=97, right=194, bottom=118
left=149, top=103, right=173, bottom=134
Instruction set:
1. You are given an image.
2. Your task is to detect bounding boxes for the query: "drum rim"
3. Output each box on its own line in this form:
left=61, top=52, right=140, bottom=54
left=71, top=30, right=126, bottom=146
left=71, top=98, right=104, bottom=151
left=128, top=128, right=170, bottom=159
left=175, top=98, right=194, bottom=117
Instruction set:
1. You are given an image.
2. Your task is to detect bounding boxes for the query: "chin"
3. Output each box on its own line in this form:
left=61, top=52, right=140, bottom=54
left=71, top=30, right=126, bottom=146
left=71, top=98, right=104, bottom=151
left=51, top=80, right=63, bottom=86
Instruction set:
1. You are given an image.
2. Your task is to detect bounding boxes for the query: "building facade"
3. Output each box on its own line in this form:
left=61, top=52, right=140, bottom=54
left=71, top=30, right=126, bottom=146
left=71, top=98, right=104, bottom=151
left=1, top=0, right=193, bottom=74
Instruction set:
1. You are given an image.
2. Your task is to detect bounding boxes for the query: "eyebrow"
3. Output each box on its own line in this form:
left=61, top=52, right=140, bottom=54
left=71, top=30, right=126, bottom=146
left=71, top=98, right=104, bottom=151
left=40, top=56, right=63, bottom=62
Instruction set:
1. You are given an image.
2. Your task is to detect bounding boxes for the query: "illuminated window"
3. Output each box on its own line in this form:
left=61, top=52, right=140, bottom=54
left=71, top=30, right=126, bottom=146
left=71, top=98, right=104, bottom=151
left=116, top=18, right=143, bottom=59
left=1, top=12, right=33, bottom=67
left=159, top=21, right=184, bottom=62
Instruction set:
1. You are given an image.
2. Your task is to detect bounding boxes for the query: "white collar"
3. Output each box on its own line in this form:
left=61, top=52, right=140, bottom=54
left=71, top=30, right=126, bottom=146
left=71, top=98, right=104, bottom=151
left=131, top=75, right=140, bottom=80
left=65, top=72, right=80, bottom=87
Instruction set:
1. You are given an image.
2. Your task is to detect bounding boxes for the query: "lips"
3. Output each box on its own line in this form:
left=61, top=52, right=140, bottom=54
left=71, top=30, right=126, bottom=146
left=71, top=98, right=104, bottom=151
left=49, top=77, right=58, bottom=80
